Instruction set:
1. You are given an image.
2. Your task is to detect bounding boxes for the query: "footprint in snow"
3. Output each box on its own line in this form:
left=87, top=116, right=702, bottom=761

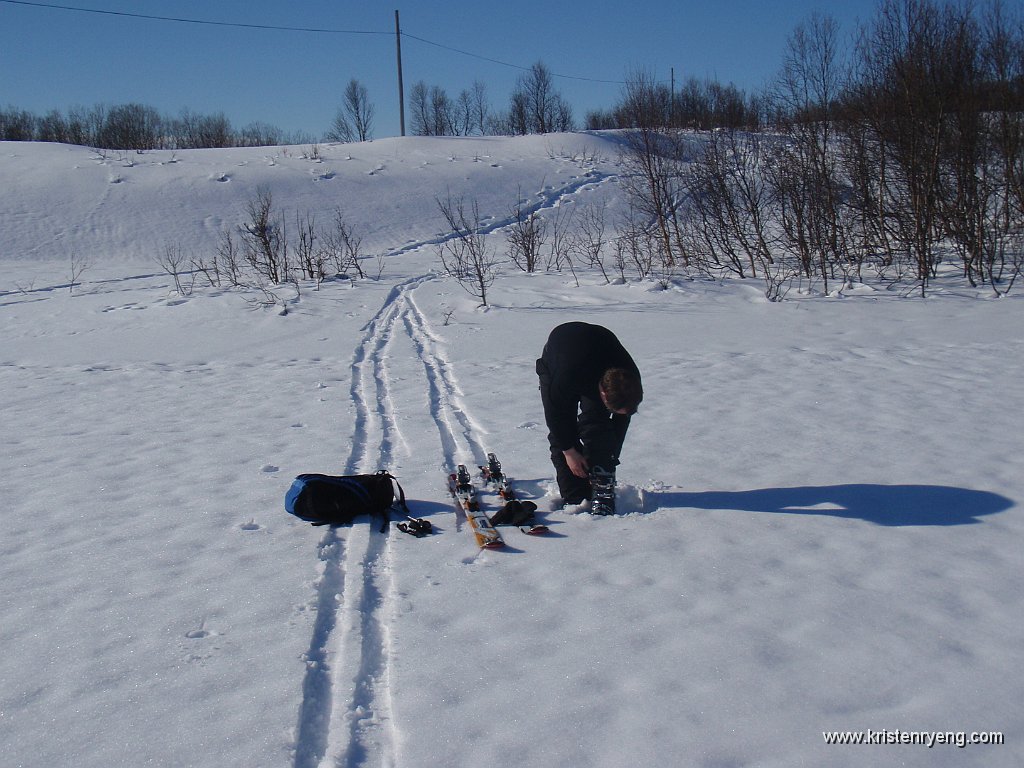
left=185, top=620, right=217, bottom=640
left=261, top=464, right=279, bottom=473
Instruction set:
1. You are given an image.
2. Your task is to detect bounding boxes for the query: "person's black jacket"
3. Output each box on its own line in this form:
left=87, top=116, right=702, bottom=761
left=535, top=322, right=641, bottom=455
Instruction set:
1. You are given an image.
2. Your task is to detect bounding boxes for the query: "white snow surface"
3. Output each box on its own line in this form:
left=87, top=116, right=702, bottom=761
left=2, top=134, right=1022, bottom=768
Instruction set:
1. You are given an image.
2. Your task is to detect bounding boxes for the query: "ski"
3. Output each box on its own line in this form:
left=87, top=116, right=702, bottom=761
left=480, top=453, right=549, bottom=535
left=449, top=464, right=504, bottom=549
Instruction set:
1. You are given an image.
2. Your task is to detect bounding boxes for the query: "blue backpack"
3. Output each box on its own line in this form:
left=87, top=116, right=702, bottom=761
left=285, top=470, right=407, bottom=531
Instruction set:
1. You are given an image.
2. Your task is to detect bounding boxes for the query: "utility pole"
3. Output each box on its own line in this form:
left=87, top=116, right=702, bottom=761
left=670, top=67, right=676, bottom=127
left=395, top=10, right=405, bottom=136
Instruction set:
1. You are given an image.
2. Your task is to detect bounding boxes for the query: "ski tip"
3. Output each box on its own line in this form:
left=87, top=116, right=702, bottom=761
left=482, top=540, right=505, bottom=549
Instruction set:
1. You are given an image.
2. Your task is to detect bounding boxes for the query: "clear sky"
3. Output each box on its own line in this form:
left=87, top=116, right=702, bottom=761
left=1, top=0, right=884, bottom=139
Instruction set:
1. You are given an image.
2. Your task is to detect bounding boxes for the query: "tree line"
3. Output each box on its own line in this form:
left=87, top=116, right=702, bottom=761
left=404, top=62, right=575, bottom=137
left=612, top=0, right=1024, bottom=297
left=0, top=102, right=316, bottom=150
left=0, top=57, right=582, bottom=147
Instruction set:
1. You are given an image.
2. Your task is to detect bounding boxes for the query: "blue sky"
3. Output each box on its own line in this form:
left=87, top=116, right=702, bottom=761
left=1, top=1, right=883, bottom=139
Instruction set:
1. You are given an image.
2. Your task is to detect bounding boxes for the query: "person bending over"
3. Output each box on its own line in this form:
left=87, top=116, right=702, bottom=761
left=535, top=322, right=643, bottom=505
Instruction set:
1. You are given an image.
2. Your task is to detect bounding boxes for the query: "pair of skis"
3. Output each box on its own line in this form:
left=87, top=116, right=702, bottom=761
left=448, top=453, right=548, bottom=549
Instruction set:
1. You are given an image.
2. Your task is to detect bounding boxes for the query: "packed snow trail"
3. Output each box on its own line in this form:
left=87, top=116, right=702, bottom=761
left=288, top=159, right=617, bottom=766
left=400, top=286, right=489, bottom=469
left=291, top=262, right=531, bottom=765
left=292, top=278, right=418, bottom=768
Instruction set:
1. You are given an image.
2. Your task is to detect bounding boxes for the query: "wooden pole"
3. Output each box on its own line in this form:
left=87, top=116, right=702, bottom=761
left=395, top=10, right=405, bottom=136
left=670, top=67, right=676, bottom=127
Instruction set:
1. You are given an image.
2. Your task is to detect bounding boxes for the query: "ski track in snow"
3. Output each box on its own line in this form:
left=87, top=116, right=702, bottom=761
left=384, top=168, right=614, bottom=258
left=294, top=271, right=488, bottom=768
left=293, top=171, right=603, bottom=766
left=293, top=278, right=415, bottom=768
left=401, top=288, right=488, bottom=468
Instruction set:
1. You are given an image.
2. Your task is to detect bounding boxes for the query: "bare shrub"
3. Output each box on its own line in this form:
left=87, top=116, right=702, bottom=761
left=216, top=231, right=246, bottom=287
left=572, top=200, right=612, bottom=283
left=615, top=205, right=656, bottom=280
left=156, top=242, right=194, bottom=295
left=323, top=208, right=366, bottom=278
left=294, top=212, right=325, bottom=281
left=436, top=193, right=500, bottom=307
left=506, top=189, right=546, bottom=272
left=240, top=187, right=291, bottom=284
left=544, top=203, right=576, bottom=272
left=67, top=253, right=90, bottom=294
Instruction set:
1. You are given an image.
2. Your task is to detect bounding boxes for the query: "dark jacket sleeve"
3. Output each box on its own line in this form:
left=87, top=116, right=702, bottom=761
left=536, top=357, right=581, bottom=453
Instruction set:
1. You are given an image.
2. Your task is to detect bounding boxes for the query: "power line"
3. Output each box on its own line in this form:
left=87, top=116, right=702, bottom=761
left=1, top=0, right=627, bottom=86
left=0, top=0, right=390, bottom=35
left=401, top=31, right=625, bottom=85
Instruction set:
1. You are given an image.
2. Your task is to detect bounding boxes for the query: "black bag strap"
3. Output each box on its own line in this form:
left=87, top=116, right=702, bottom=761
left=373, top=470, right=411, bottom=533
left=382, top=470, right=410, bottom=513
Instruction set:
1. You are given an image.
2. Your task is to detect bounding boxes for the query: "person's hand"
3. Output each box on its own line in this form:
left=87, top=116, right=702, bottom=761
left=563, top=447, right=589, bottom=478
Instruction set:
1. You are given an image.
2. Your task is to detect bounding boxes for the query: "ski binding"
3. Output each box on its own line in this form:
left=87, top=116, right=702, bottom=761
left=449, top=464, right=504, bottom=549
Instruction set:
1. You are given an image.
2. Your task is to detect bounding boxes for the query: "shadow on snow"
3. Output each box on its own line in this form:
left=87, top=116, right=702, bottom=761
left=646, top=484, right=1013, bottom=527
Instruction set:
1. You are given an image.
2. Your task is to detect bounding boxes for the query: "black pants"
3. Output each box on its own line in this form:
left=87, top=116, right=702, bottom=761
left=537, top=360, right=623, bottom=503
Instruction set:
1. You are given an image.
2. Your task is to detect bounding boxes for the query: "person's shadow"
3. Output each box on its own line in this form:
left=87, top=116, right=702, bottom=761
left=645, top=484, right=1013, bottom=526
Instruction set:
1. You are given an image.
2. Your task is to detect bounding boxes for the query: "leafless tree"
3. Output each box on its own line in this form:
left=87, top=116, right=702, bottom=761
left=323, top=208, right=366, bottom=278
left=0, top=107, right=35, bottom=140
left=506, top=190, right=546, bottom=272
left=96, top=103, right=164, bottom=150
left=544, top=202, right=576, bottom=272
left=240, top=187, right=291, bottom=284
left=615, top=204, right=655, bottom=280
left=436, top=194, right=500, bottom=306
left=617, top=70, right=691, bottom=269
left=294, top=212, right=325, bottom=281
left=506, top=62, right=574, bottom=135
left=684, top=128, right=776, bottom=282
left=67, top=253, right=90, bottom=294
left=843, top=0, right=955, bottom=293
left=572, top=200, right=612, bottom=282
left=327, top=79, right=374, bottom=142
left=174, top=109, right=232, bottom=148
left=156, top=242, right=194, bottom=295
left=769, top=12, right=850, bottom=292
left=190, top=249, right=222, bottom=288
left=977, top=0, right=1024, bottom=293
left=408, top=82, right=432, bottom=136
left=448, top=83, right=492, bottom=136
left=927, top=0, right=1024, bottom=294
left=239, top=122, right=288, bottom=147
left=215, top=230, right=246, bottom=287
left=470, top=80, right=490, bottom=135
left=409, top=81, right=457, bottom=136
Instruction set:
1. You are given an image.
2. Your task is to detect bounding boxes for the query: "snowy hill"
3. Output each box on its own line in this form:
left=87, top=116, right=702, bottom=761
left=1, top=134, right=1022, bottom=768
left=0, top=134, right=620, bottom=266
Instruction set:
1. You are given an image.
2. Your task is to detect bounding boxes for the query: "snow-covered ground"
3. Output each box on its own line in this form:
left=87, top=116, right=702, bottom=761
left=2, top=134, right=1022, bottom=768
